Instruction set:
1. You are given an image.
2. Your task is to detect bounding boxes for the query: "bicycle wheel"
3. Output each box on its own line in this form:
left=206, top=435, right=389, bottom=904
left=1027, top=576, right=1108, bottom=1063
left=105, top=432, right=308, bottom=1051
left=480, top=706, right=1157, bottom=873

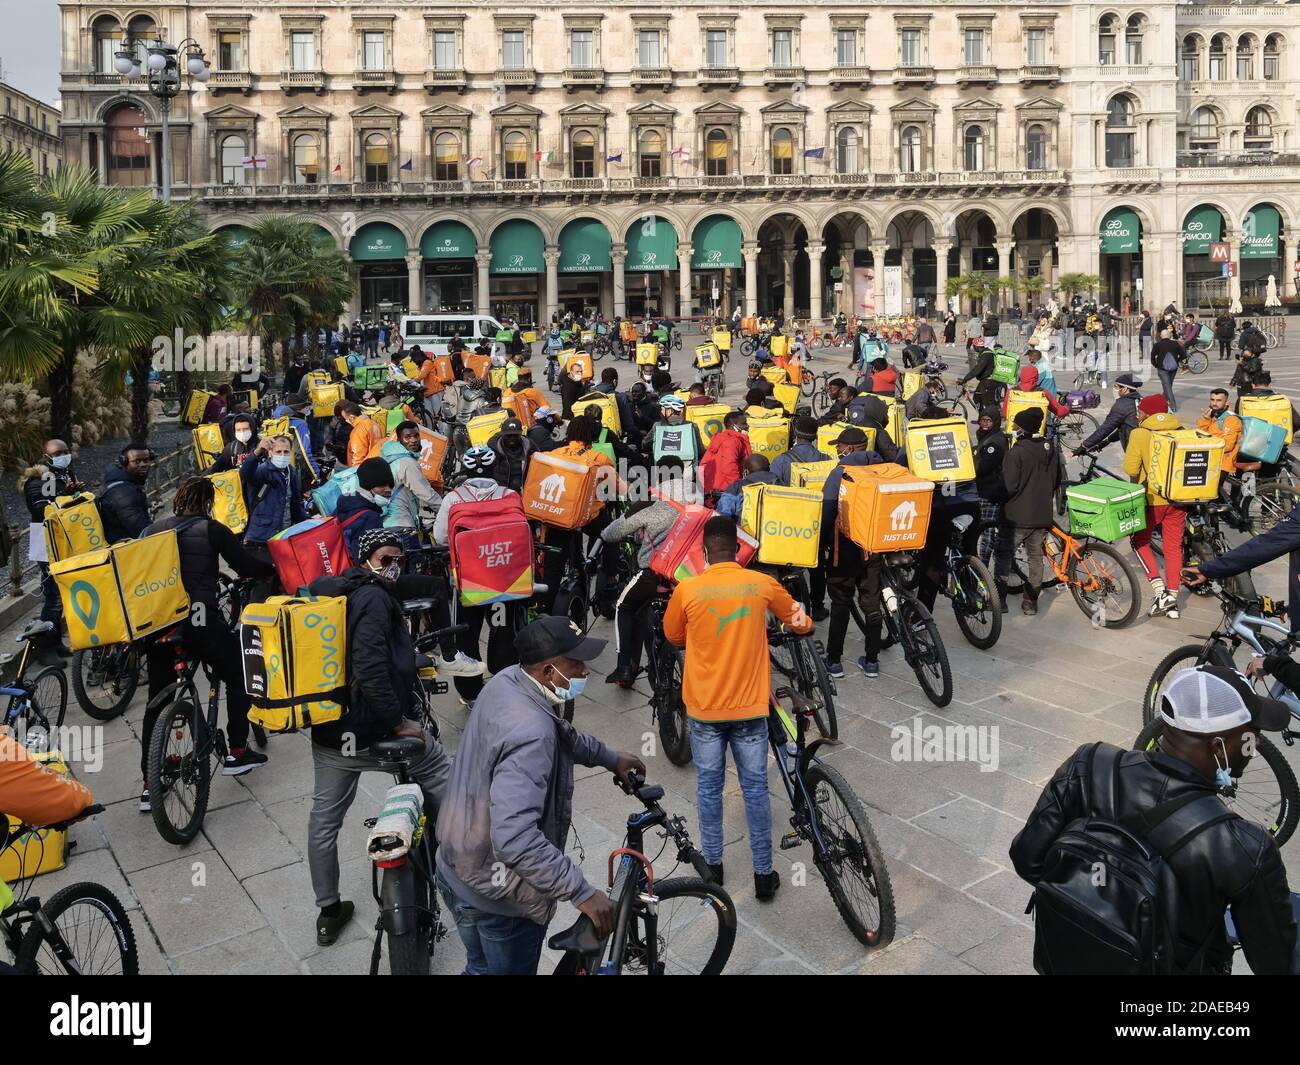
left=672, top=333, right=682, bottom=351
left=384, top=852, right=436, bottom=975
left=1057, top=410, right=1098, bottom=452
left=805, top=763, right=896, bottom=949
left=1133, top=718, right=1300, bottom=846
left=811, top=390, right=832, bottom=419
left=13, top=882, right=138, bottom=976
left=148, top=695, right=212, bottom=845
left=950, top=555, right=1002, bottom=650
left=1140, top=641, right=1235, bottom=725
left=18, top=665, right=68, bottom=750
left=938, top=398, right=974, bottom=425
left=800, top=374, right=816, bottom=399
left=71, top=645, right=140, bottom=721
left=552, top=584, right=590, bottom=636
left=1187, top=538, right=1254, bottom=600
left=654, top=641, right=691, bottom=766
left=1245, top=482, right=1299, bottom=535
left=789, top=635, right=838, bottom=741
left=895, top=595, right=952, bottom=707
left=622, top=877, right=736, bottom=975
left=1067, top=539, right=1141, bottom=628
left=1185, top=348, right=1210, bottom=375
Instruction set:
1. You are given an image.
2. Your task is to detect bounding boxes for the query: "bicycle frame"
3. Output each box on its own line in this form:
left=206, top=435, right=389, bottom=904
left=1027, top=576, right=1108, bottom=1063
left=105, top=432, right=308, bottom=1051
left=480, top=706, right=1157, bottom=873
left=1212, top=609, right=1300, bottom=724
left=767, top=692, right=836, bottom=864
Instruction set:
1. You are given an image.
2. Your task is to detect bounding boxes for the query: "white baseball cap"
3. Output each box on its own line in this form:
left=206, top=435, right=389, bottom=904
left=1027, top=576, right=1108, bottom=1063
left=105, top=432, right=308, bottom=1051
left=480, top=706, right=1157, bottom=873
left=1159, top=665, right=1291, bottom=734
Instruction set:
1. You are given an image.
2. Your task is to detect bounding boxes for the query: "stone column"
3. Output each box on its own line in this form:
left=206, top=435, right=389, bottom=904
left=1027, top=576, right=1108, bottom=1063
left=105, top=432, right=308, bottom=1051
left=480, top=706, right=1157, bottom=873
left=934, top=240, right=953, bottom=315
left=996, top=238, right=1015, bottom=312
left=1229, top=235, right=1243, bottom=308
left=611, top=244, right=627, bottom=318
left=405, top=252, right=423, bottom=314
left=959, top=240, right=973, bottom=277
left=782, top=249, right=797, bottom=319
left=839, top=252, right=852, bottom=316
left=475, top=250, right=492, bottom=317
left=678, top=241, right=694, bottom=321
left=807, top=241, right=825, bottom=322
left=901, top=242, right=914, bottom=311
left=744, top=240, right=760, bottom=316
left=870, top=240, right=887, bottom=317
left=662, top=270, right=675, bottom=317
left=544, top=246, right=561, bottom=323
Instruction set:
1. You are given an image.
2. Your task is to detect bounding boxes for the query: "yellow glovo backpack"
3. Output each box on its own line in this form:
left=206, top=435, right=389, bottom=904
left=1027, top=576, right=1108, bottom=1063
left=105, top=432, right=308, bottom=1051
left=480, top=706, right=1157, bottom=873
left=192, top=423, right=225, bottom=467
left=43, top=492, right=107, bottom=562
left=208, top=469, right=248, bottom=534
left=740, top=484, right=822, bottom=567
left=181, top=389, right=213, bottom=427
left=240, top=594, right=348, bottom=733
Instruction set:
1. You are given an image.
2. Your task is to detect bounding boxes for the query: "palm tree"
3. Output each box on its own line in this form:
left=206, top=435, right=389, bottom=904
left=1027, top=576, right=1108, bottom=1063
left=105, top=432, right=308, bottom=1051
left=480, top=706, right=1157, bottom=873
left=1058, top=272, right=1102, bottom=300
left=995, top=275, right=1017, bottom=312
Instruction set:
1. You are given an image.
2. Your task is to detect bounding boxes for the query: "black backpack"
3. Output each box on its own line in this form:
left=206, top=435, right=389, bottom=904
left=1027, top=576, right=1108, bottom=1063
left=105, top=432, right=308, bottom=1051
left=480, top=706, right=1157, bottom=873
left=1027, top=743, right=1232, bottom=975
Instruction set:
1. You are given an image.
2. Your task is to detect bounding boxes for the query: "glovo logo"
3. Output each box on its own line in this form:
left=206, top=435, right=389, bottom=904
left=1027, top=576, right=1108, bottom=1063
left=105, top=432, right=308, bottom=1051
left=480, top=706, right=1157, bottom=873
left=763, top=518, right=819, bottom=540
left=69, top=580, right=102, bottom=645
left=134, top=567, right=179, bottom=598
left=304, top=610, right=342, bottom=708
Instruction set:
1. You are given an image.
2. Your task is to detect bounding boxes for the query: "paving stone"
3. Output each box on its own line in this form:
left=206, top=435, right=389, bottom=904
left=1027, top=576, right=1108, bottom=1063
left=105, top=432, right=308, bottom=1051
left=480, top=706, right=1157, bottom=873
left=173, top=926, right=302, bottom=975
left=128, top=849, right=265, bottom=955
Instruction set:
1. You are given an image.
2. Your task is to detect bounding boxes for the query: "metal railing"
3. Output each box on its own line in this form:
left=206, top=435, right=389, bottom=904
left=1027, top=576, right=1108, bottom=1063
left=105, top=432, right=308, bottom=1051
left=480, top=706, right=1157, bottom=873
left=829, top=65, right=871, bottom=83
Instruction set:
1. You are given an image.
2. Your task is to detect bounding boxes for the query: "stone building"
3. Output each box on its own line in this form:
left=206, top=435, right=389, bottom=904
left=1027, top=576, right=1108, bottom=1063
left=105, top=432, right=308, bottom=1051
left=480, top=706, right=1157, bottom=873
left=1, top=81, right=63, bottom=177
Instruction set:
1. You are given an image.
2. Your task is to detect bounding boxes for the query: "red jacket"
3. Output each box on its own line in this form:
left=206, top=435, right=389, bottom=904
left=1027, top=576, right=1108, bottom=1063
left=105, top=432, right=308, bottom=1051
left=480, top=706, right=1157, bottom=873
left=700, top=429, right=751, bottom=496
left=1004, top=365, right=1069, bottom=419
left=869, top=366, right=898, bottom=395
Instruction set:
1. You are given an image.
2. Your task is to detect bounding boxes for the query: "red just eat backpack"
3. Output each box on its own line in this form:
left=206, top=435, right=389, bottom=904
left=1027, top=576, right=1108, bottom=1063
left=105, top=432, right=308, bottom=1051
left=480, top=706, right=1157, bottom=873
left=445, top=493, right=534, bottom=607
left=267, top=514, right=365, bottom=594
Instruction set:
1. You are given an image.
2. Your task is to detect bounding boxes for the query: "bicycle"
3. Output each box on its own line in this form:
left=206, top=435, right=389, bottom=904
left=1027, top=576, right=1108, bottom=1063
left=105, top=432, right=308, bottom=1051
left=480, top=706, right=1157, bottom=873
left=71, top=641, right=142, bottom=723
left=931, top=513, right=1003, bottom=650
left=768, top=684, right=896, bottom=947
left=1, top=803, right=139, bottom=974
left=850, top=556, right=953, bottom=706
left=644, top=581, right=690, bottom=766
left=767, top=570, right=838, bottom=740
left=1, top=621, right=68, bottom=753
left=937, top=383, right=978, bottom=426
left=549, top=771, right=737, bottom=975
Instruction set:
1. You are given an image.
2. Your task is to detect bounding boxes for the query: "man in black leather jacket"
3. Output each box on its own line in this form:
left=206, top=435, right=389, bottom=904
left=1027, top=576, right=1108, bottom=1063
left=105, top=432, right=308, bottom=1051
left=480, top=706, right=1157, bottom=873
left=1073, top=372, right=1141, bottom=456
left=1011, top=664, right=1297, bottom=975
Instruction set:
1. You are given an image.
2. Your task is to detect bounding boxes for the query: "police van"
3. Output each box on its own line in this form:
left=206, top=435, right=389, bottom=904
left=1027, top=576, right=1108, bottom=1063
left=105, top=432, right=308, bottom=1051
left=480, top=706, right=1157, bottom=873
left=398, top=314, right=507, bottom=356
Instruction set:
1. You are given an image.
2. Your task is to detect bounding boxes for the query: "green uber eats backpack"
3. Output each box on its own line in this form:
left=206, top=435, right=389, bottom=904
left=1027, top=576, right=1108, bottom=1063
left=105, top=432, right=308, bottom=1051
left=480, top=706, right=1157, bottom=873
left=990, top=349, right=1020, bottom=386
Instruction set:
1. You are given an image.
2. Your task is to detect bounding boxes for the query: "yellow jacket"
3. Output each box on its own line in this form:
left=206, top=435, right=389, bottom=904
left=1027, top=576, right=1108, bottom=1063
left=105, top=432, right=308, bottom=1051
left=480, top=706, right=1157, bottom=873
left=1123, top=411, right=1184, bottom=505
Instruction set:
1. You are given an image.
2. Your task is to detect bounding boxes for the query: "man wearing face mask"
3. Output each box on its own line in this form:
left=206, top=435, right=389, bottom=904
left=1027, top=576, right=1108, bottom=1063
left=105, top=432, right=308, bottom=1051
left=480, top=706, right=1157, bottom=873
left=204, top=414, right=259, bottom=475
left=1010, top=665, right=1297, bottom=975
left=307, top=528, right=454, bottom=947
left=21, top=438, right=86, bottom=663
left=436, top=615, right=646, bottom=974
left=334, top=457, right=395, bottom=559
left=241, top=435, right=307, bottom=550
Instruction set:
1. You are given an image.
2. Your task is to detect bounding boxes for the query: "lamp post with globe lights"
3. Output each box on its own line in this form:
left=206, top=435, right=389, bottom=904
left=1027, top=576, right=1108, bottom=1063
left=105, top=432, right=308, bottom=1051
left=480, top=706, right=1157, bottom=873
left=112, top=37, right=210, bottom=201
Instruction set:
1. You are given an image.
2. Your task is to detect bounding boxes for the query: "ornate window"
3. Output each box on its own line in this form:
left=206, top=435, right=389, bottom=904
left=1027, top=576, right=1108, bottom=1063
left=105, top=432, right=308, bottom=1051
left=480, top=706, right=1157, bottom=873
left=219, top=134, right=246, bottom=185
left=290, top=132, right=319, bottom=184
left=1099, top=15, right=1118, bottom=66
left=836, top=126, right=859, bottom=174
left=705, top=128, right=729, bottom=176
left=963, top=126, right=985, bottom=171
left=1026, top=125, right=1047, bottom=170
left=503, top=130, right=529, bottom=179
left=1264, top=35, right=1282, bottom=80
left=106, top=104, right=150, bottom=186
left=1209, top=35, right=1229, bottom=80
left=363, top=132, right=390, bottom=182
left=1181, top=35, right=1201, bottom=82
left=1105, top=94, right=1135, bottom=168
left=1125, top=15, right=1145, bottom=65
left=900, top=125, right=921, bottom=173
left=1245, top=106, right=1274, bottom=152
left=639, top=128, right=663, bottom=178
left=1189, top=107, right=1218, bottom=152
left=1237, top=35, right=1257, bottom=80
left=434, top=132, right=460, bottom=180
left=92, top=16, right=123, bottom=74
left=572, top=129, right=595, bottom=178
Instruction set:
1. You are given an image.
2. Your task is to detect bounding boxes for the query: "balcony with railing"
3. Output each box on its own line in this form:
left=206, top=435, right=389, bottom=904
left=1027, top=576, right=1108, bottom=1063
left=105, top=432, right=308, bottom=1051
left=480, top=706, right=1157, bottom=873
left=495, top=68, right=537, bottom=90
left=957, top=65, right=998, bottom=85
left=829, top=65, right=871, bottom=86
left=1176, top=150, right=1300, bottom=180
left=1019, top=65, right=1061, bottom=84
left=423, top=68, right=467, bottom=92
left=84, top=72, right=149, bottom=89
left=698, top=66, right=741, bottom=87
left=562, top=67, right=606, bottom=90
left=209, top=70, right=252, bottom=93
left=354, top=68, right=397, bottom=92
left=281, top=69, right=325, bottom=93
left=1100, top=166, right=1161, bottom=186
left=893, top=65, right=936, bottom=85
left=631, top=67, right=673, bottom=90
left=764, top=65, right=806, bottom=86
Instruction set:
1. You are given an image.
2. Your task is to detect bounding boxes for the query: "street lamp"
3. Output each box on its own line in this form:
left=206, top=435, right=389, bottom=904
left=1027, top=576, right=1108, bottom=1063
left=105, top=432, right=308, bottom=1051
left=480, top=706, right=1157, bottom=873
left=112, top=36, right=210, bottom=202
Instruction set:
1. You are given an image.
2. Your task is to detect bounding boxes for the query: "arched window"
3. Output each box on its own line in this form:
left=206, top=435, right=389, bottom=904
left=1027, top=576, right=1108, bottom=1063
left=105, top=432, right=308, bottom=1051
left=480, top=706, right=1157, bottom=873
left=1105, top=95, right=1135, bottom=168
left=503, top=131, right=528, bottom=179
left=638, top=128, right=663, bottom=178
left=106, top=103, right=150, bottom=187
left=1209, top=34, right=1229, bottom=80
left=836, top=126, right=859, bottom=174
left=1098, top=15, right=1118, bottom=65
left=92, top=16, right=123, bottom=74
left=1237, top=34, right=1257, bottom=80
left=899, top=125, right=921, bottom=173
left=1245, top=106, right=1274, bottom=152
left=1026, top=124, right=1047, bottom=170
left=219, top=134, right=246, bottom=185
left=1181, top=35, right=1202, bottom=81
left=571, top=129, right=595, bottom=178
left=434, top=132, right=460, bottom=181
left=772, top=127, right=793, bottom=175
left=1265, top=34, right=1282, bottom=80
left=291, top=133, right=319, bottom=184
left=1125, top=15, right=1145, bottom=65
left=364, top=133, right=390, bottom=183
left=1189, top=107, right=1218, bottom=153
left=963, top=125, right=985, bottom=171
left=705, top=128, right=729, bottom=176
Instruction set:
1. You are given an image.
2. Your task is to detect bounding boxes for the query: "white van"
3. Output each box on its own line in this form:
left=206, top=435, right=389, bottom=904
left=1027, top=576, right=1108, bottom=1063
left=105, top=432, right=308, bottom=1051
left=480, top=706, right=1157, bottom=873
left=399, top=314, right=506, bottom=356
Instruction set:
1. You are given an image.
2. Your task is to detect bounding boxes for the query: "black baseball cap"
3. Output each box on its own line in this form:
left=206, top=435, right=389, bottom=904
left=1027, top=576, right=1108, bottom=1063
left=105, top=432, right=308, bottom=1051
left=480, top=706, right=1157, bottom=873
left=831, top=426, right=870, bottom=446
left=517, top=615, right=608, bottom=666
left=500, top=418, right=523, bottom=436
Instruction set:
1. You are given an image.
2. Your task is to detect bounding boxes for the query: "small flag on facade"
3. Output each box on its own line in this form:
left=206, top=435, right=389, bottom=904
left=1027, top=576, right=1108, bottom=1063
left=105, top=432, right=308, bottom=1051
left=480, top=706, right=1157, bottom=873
left=671, top=147, right=691, bottom=160
left=606, top=152, right=622, bottom=162
left=241, top=155, right=267, bottom=169
left=468, top=155, right=483, bottom=167
left=399, top=158, right=413, bottom=171
left=804, top=146, right=826, bottom=159
left=534, top=150, right=555, bottom=164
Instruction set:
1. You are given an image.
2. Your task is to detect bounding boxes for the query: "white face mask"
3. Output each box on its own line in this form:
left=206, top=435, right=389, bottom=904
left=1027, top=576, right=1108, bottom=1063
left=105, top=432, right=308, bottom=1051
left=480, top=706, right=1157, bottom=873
left=235, top=430, right=252, bottom=443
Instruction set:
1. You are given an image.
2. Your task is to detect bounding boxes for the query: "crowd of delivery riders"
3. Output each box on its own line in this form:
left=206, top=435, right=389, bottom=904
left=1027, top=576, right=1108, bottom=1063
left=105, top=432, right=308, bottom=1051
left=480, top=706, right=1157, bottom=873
left=5, top=300, right=1298, bottom=976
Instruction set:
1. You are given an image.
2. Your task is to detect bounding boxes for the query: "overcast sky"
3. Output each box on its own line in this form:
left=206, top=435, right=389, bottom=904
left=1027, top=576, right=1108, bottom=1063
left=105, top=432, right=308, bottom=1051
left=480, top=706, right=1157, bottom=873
left=2, top=0, right=60, bottom=103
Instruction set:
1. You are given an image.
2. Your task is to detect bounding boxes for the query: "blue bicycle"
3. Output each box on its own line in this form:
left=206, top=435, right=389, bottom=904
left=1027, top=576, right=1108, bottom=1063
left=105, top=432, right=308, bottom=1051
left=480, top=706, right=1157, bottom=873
left=1, top=621, right=68, bottom=754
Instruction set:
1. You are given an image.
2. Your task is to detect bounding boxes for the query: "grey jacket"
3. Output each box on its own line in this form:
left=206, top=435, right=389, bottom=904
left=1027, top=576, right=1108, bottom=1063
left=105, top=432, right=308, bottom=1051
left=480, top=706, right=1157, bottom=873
left=601, top=480, right=692, bottom=567
left=435, top=667, right=618, bottom=924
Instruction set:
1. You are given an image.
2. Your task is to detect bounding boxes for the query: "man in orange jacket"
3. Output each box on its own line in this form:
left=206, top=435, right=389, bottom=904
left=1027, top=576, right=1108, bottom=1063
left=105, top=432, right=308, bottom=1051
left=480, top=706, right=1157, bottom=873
left=340, top=402, right=382, bottom=468
left=1197, top=387, right=1243, bottom=474
left=662, top=516, right=812, bottom=900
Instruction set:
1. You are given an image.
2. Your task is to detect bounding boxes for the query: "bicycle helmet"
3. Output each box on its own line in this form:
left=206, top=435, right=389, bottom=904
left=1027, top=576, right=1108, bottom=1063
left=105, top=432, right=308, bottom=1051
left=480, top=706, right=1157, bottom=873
left=460, top=445, right=497, bottom=475
left=659, top=394, right=686, bottom=412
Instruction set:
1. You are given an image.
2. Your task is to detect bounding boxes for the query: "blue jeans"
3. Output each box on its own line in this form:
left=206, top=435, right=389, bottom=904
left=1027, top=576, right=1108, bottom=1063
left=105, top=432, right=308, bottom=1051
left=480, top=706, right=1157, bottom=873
left=436, top=872, right=548, bottom=975
left=688, top=717, right=773, bottom=875
left=1157, top=368, right=1178, bottom=411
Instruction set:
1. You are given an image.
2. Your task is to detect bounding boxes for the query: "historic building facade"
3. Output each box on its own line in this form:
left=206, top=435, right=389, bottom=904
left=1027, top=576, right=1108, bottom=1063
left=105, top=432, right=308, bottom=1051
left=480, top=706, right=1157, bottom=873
left=56, top=0, right=1300, bottom=323
left=1, top=82, right=63, bottom=177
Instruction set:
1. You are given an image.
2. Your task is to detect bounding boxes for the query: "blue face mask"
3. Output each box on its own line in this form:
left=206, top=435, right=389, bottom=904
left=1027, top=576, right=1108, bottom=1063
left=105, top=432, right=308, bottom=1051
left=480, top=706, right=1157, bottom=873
left=50, top=454, right=72, bottom=470
left=1213, top=741, right=1234, bottom=788
left=550, top=666, right=587, bottom=702
left=270, top=454, right=291, bottom=470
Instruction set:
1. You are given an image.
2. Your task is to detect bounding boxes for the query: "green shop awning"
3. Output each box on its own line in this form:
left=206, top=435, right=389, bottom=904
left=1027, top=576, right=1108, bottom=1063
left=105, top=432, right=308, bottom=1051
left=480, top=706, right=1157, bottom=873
left=1099, top=208, right=1140, bottom=254
left=1181, top=207, right=1222, bottom=255
left=421, top=220, right=477, bottom=260
left=490, top=219, right=545, bottom=274
left=309, top=224, right=338, bottom=250
left=624, top=219, right=678, bottom=272
left=215, top=225, right=250, bottom=248
left=1242, top=205, right=1281, bottom=259
left=691, top=216, right=742, bottom=270
left=350, top=222, right=408, bottom=261
left=558, top=219, right=612, bottom=274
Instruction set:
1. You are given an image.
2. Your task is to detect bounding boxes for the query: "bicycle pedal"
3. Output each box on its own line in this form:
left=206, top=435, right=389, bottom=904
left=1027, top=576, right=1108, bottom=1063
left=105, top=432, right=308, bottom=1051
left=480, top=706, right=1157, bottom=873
left=779, top=832, right=803, bottom=851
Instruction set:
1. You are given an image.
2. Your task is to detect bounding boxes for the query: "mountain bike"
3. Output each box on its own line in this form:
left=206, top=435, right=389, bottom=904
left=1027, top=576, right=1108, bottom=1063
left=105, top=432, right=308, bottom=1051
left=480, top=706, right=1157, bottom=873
left=937, top=383, right=978, bottom=426
left=549, top=772, right=736, bottom=975
left=1, top=621, right=68, bottom=753
left=852, top=556, right=953, bottom=707
left=767, top=570, right=838, bottom=740
left=1, top=803, right=139, bottom=974
left=71, top=642, right=141, bottom=722
left=769, top=685, right=895, bottom=947
left=931, top=513, right=1002, bottom=650
left=646, top=582, right=690, bottom=766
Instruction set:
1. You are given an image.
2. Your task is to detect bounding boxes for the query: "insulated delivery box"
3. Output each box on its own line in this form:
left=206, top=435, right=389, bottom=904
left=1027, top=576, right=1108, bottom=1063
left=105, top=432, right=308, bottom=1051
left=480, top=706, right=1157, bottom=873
left=739, top=484, right=822, bottom=567
left=770, top=335, right=790, bottom=358
left=747, top=415, right=790, bottom=462
left=208, top=468, right=249, bottom=534
left=636, top=342, right=659, bottom=366
left=181, top=389, right=213, bottom=426
left=521, top=451, right=607, bottom=530
left=50, top=529, right=190, bottom=650
left=1064, top=477, right=1146, bottom=542
left=902, top=371, right=924, bottom=401
left=712, top=328, right=732, bottom=352
left=1005, top=390, right=1050, bottom=435
left=1238, top=416, right=1287, bottom=464
left=572, top=392, right=621, bottom=436
left=0, top=750, right=72, bottom=880
left=790, top=457, right=837, bottom=492
left=817, top=422, right=872, bottom=456
left=1238, top=393, right=1293, bottom=444
left=695, top=343, right=721, bottom=369
left=838, top=464, right=935, bottom=553
left=310, top=382, right=345, bottom=419
left=1146, top=429, right=1225, bottom=503
left=310, top=465, right=360, bottom=517
left=560, top=350, right=594, bottom=381
left=650, top=503, right=758, bottom=582
left=905, top=416, right=975, bottom=483
left=240, top=594, right=348, bottom=733
left=467, top=409, right=509, bottom=447
left=990, top=350, right=1020, bottom=386
left=773, top=382, right=800, bottom=415
left=42, top=493, right=106, bottom=562
left=352, top=364, right=388, bottom=390
left=685, top=403, right=730, bottom=447
left=192, top=422, right=225, bottom=467
left=445, top=494, right=534, bottom=607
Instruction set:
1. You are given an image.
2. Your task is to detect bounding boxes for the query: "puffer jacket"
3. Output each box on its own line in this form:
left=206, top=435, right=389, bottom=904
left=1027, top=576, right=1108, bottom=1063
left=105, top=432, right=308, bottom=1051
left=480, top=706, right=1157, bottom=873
left=1123, top=410, right=1184, bottom=505
left=21, top=463, right=80, bottom=522
left=1010, top=742, right=1296, bottom=975
left=435, top=666, right=619, bottom=924
left=1002, top=432, right=1061, bottom=527
left=97, top=465, right=151, bottom=543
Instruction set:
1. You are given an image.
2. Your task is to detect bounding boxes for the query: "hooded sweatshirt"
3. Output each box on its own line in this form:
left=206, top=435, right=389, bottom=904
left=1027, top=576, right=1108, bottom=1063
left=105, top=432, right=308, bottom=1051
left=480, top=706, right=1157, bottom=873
left=1005, top=365, right=1069, bottom=419
left=601, top=478, right=694, bottom=568
left=1124, top=410, right=1185, bottom=505
left=379, top=438, right=442, bottom=529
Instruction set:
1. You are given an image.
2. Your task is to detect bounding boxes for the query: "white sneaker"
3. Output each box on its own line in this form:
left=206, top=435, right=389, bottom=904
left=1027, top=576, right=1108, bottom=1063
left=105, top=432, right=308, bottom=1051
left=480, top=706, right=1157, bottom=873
left=436, top=651, right=485, bottom=678
left=1148, top=591, right=1170, bottom=618
left=1163, top=592, right=1180, bottom=620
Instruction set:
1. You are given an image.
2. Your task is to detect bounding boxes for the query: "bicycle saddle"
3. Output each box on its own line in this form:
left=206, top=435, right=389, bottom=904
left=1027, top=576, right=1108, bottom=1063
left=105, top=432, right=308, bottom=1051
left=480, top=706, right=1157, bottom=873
left=371, top=736, right=426, bottom=762
left=16, top=620, right=54, bottom=642
left=401, top=597, right=436, bottom=613
left=547, top=914, right=607, bottom=954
